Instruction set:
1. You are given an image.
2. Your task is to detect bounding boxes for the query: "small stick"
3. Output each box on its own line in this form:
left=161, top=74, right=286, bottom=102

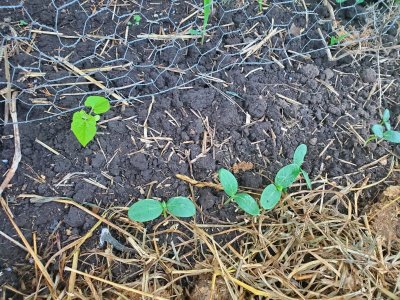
left=35, top=138, right=61, bottom=156
left=176, top=174, right=222, bottom=190
left=55, top=56, right=127, bottom=105
left=317, top=28, right=333, bottom=61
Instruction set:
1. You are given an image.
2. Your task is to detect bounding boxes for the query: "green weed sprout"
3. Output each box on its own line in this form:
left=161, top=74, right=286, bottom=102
left=19, top=20, right=28, bottom=26
left=71, top=96, right=110, bottom=147
left=128, top=14, right=141, bottom=26
left=202, top=0, right=212, bottom=43
left=128, top=197, right=196, bottom=222
left=260, top=144, right=311, bottom=210
left=218, top=168, right=260, bottom=216
left=368, top=109, right=400, bottom=144
left=257, top=0, right=263, bottom=12
left=329, top=34, right=347, bottom=46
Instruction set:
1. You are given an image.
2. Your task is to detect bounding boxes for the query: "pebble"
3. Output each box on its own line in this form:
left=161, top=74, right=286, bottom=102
left=309, top=137, right=318, bottom=145
left=360, top=68, right=377, bottom=83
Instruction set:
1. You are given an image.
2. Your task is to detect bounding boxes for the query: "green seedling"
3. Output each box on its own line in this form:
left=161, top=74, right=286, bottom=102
left=128, top=197, right=196, bottom=222
left=19, top=20, right=28, bottom=26
left=293, top=144, right=312, bottom=190
left=218, top=168, right=260, bottom=216
left=202, top=0, right=212, bottom=43
left=368, top=109, right=400, bottom=144
left=329, top=34, right=348, bottom=46
left=71, top=96, right=110, bottom=147
left=257, top=0, right=263, bottom=12
left=128, top=14, right=141, bottom=26
left=260, top=144, right=311, bottom=210
left=189, top=28, right=203, bottom=35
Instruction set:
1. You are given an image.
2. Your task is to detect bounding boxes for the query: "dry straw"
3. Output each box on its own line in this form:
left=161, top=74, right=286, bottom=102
left=2, top=174, right=400, bottom=299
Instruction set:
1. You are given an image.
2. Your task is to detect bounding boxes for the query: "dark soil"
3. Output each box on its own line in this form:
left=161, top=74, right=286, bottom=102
left=0, top=0, right=399, bottom=296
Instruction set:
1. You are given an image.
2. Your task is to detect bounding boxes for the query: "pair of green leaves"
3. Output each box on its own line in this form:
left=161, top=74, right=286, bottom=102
left=218, top=144, right=312, bottom=216
left=71, top=96, right=110, bottom=147
left=260, top=144, right=312, bottom=210
left=128, top=197, right=196, bottom=222
left=219, top=169, right=260, bottom=216
left=370, top=109, right=400, bottom=144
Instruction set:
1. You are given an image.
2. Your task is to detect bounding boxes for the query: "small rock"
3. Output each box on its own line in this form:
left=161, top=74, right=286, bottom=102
left=309, top=138, right=318, bottom=146
left=323, top=68, right=335, bottom=81
left=129, top=153, right=148, bottom=171
left=360, top=68, right=377, bottom=83
left=300, top=64, right=320, bottom=79
left=379, top=158, right=388, bottom=166
left=240, top=172, right=262, bottom=189
left=64, top=207, right=86, bottom=228
left=198, top=190, right=218, bottom=210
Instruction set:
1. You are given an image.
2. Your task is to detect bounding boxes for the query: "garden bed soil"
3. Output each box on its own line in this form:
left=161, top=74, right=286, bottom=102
left=0, top=0, right=399, bottom=296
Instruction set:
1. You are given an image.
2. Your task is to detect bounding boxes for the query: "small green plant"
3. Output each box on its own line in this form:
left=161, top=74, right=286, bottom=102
left=189, top=28, right=203, bottom=35
left=202, top=0, right=212, bottom=43
left=260, top=144, right=311, bottom=210
left=329, top=34, right=348, bottom=46
left=19, top=20, right=28, bottom=26
left=368, top=109, right=400, bottom=144
left=257, top=0, right=263, bottom=12
left=218, top=168, right=260, bottom=216
left=71, top=96, right=110, bottom=147
left=128, top=197, right=196, bottom=222
left=128, top=14, right=141, bottom=26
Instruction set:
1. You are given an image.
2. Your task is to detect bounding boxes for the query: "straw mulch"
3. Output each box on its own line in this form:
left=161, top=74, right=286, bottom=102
left=2, top=172, right=400, bottom=300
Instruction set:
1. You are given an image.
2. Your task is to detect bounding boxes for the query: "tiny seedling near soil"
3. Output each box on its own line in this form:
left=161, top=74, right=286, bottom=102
left=19, top=20, right=28, bottom=26
left=128, top=197, right=196, bottom=222
left=260, top=144, right=311, bottom=210
left=368, top=109, right=400, bottom=144
left=202, top=0, right=212, bottom=43
left=128, top=14, right=141, bottom=26
left=257, top=0, right=263, bottom=12
left=218, top=168, right=260, bottom=216
left=329, top=34, right=348, bottom=46
left=71, top=96, right=110, bottom=147
left=189, top=28, right=203, bottom=35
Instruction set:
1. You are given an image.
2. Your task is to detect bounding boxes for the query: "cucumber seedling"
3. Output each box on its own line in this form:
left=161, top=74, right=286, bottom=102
left=260, top=144, right=311, bottom=210
left=128, top=197, right=196, bottom=222
left=218, top=168, right=260, bottom=216
left=368, top=109, right=400, bottom=144
left=71, top=96, right=110, bottom=147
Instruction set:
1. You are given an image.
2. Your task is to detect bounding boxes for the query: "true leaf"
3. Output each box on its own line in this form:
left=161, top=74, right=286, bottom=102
left=71, top=110, right=97, bottom=147
left=382, top=109, right=391, bottom=130
left=84, top=96, right=110, bottom=114
left=293, top=144, right=307, bottom=166
left=301, top=169, right=312, bottom=189
left=382, top=109, right=390, bottom=123
left=371, top=124, right=384, bottom=138
left=218, top=168, right=238, bottom=197
left=128, top=199, right=163, bottom=222
left=383, top=130, right=400, bottom=143
left=233, top=193, right=260, bottom=216
left=260, top=184, right=282, bottom=210
left=275, top=164, right=301, bottom=189
left=166, top=197, right=196, bottom=218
